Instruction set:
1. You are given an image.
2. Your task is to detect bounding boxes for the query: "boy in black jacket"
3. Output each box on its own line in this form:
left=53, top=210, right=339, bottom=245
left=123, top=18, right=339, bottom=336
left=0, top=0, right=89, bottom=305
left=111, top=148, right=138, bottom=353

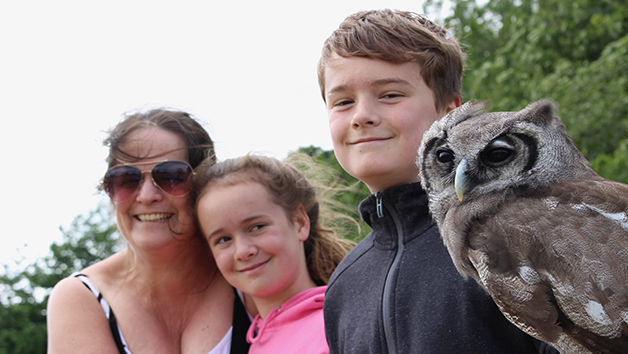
left=317, top=9, right=558, bottom=354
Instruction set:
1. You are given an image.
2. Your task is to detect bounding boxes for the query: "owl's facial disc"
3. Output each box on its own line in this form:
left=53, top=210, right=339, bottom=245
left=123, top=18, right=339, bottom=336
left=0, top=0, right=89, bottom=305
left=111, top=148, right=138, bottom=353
left=453, top=137, right=517, bottom=202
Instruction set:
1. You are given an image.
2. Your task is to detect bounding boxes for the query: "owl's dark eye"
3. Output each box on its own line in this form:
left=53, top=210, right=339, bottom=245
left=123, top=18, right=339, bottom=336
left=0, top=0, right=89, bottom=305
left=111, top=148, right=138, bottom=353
left=482, top=138, right=515, bottom=165
left=485, top=148, right=512, bottom=163
left=436, top=149, right=454, bottom=163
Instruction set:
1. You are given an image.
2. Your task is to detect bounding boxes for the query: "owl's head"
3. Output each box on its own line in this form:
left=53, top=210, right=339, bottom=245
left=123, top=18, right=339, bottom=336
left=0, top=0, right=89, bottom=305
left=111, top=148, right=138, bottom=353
left=418, top=99, right=596, bottom=215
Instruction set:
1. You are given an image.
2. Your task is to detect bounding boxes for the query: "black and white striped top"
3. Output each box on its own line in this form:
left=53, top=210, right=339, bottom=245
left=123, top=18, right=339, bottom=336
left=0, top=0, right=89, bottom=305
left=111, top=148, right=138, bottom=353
left=73, top=273, right=246, bottom=354
left=74, top=273, right=132, bottom=354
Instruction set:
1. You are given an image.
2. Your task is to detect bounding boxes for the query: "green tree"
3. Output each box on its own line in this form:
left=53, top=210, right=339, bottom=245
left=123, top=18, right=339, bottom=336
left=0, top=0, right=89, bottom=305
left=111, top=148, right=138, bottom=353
left=424, top=0, right=628, bottom=183
left=298, top=146, right=372, bottom=241
left=0, top=202, right=120, bottom=354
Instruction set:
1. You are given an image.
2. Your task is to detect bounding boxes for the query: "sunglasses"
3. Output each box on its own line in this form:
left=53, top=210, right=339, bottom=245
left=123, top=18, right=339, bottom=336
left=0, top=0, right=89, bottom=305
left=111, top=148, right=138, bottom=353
left=103, top=160, right=194, bottom=202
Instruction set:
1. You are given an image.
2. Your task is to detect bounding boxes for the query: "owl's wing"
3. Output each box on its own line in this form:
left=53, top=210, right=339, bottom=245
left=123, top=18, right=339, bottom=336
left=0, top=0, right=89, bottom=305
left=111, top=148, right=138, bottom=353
left=466, top=218, right=564, bottom=344
left=466, top=178, right=628, bottom=350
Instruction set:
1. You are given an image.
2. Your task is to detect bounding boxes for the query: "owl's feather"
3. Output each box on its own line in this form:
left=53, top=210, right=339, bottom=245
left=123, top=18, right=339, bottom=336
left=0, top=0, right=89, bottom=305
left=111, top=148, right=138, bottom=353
left=418, top=100, right=628, bottom=354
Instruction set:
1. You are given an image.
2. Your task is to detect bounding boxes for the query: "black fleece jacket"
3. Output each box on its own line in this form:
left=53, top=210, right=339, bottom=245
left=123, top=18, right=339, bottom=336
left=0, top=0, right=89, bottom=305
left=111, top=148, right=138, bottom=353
left=324, top=183, right=557, bottom=354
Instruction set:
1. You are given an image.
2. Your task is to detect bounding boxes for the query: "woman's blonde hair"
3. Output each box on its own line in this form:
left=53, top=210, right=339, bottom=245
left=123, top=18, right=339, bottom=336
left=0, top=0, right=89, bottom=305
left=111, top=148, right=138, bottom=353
left=194, top=153, right=356, bottom=285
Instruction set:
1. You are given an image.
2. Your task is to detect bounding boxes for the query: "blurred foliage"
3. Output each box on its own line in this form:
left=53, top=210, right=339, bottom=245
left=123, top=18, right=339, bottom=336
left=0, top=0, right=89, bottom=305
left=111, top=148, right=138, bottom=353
left=0, top=203, right=120, bottom=354
left=297, top=146, right=372, bottom=241
left=425, top=0, right=628, bottom=183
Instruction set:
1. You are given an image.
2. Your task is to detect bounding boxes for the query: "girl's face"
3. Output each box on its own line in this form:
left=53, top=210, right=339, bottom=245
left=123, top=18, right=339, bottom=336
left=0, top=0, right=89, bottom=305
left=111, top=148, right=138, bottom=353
left=113, top=127, right=196, bottom=251
left=197, top=181, right=314, bottom=309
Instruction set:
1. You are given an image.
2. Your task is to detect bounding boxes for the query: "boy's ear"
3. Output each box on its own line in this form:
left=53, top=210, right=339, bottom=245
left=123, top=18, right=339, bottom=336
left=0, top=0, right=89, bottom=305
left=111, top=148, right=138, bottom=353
left=295, top=205, right=311, bottom=242
left=446, top=95, right=462, bottom=112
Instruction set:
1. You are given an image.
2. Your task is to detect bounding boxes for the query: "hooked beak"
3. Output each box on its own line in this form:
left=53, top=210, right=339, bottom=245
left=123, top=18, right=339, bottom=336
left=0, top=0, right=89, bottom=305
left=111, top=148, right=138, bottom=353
left=455, top=158, right=471, bottom=202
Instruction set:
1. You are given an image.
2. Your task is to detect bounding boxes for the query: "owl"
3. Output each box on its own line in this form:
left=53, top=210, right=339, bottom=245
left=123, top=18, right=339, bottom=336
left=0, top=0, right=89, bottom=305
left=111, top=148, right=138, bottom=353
left=417, top=99, right=628, bottom=354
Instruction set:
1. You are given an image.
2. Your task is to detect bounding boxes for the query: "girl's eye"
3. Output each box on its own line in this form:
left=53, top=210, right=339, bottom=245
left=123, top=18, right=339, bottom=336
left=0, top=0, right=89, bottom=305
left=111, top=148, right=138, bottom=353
left=250, top=223, right=266, bottom=232
left=214, top=236, right=232, bottom=245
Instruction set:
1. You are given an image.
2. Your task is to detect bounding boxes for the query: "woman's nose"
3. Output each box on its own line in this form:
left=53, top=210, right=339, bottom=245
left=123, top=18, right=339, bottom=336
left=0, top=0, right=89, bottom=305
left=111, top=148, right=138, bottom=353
left=135, top=174, right=164, bottom=204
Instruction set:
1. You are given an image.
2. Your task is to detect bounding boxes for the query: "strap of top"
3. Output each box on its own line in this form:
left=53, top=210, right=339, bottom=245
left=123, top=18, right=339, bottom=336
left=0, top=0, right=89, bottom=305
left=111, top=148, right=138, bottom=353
left=73, top=273, right=132, bottom=354
left=74, top=273, right=243, bottom=354
left=230, top=288, right=251, bottom=354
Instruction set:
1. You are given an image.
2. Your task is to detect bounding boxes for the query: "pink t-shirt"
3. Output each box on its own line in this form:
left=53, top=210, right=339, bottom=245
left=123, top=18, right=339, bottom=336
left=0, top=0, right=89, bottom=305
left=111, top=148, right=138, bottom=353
left=247, top=286, right=328, bottom=354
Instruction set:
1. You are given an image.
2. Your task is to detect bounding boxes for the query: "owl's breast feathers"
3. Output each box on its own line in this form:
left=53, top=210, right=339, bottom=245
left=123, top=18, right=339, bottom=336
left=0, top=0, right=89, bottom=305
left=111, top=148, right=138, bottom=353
left=441, top=178, right=628, bottom=353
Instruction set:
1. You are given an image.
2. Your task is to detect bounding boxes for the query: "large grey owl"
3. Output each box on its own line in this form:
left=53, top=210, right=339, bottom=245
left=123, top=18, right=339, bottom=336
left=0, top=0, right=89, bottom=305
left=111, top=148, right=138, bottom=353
left=417, top=99, right=628, bottom=354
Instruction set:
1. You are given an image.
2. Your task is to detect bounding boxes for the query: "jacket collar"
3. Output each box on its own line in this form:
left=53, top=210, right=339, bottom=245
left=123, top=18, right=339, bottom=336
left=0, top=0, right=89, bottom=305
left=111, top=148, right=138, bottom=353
left=359, top=182, right=435, bottom=248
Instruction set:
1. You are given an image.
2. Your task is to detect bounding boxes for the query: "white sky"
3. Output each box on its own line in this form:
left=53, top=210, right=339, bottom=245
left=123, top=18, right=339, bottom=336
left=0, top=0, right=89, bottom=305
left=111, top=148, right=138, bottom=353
left=0, top=0, right=432, bottom=267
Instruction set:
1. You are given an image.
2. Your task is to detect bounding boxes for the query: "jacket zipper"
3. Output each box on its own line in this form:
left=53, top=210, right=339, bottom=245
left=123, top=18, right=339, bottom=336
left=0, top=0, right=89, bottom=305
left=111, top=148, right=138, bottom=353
left=378, top=193, right=405, bottom=354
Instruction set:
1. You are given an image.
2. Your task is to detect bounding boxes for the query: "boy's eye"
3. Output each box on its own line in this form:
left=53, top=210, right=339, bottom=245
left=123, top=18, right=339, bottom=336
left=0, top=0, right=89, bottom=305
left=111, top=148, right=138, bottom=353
left=333, top=99, right=354, bottom=107
left=381, top=92, right=403, bottom=99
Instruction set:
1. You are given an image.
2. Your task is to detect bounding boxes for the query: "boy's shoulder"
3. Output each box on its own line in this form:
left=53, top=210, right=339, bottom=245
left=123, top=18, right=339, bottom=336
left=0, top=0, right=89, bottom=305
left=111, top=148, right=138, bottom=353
left=328, top=232, right=376, bottom=287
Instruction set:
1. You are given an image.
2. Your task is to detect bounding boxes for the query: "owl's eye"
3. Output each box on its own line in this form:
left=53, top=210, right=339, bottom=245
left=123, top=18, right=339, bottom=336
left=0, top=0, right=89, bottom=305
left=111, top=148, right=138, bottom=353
left=436, top=149, right=454, bottom=163
left=482, top=138, right=515, bottom=165
left=484, top=148, right=512, bottom=163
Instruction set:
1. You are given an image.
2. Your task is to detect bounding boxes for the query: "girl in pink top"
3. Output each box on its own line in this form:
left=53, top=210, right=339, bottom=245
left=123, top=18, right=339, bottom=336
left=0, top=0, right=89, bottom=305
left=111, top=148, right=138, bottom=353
left=194, top=154, right=354, bottom=354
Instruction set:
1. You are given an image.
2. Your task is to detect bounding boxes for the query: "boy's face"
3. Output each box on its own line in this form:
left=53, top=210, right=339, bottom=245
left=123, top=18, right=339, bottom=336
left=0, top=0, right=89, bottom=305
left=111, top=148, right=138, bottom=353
left=324, top=55, right=459, bottom=192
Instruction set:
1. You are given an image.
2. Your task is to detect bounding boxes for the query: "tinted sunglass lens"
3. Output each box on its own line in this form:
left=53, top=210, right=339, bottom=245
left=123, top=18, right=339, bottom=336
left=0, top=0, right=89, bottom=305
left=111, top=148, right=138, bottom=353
left=152, top=161, right=193, bottom=196
left=104, top=166, right=142, bottom=202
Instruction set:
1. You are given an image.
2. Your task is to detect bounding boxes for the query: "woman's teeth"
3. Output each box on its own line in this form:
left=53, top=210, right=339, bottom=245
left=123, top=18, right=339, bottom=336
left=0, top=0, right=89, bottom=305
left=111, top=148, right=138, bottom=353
left=136, top=213, right=172, bottom=222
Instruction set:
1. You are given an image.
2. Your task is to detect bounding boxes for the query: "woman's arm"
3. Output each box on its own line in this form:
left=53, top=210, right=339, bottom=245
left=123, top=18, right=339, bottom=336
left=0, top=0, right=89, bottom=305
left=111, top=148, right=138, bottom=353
left=47, top=276, right=122, bottom=354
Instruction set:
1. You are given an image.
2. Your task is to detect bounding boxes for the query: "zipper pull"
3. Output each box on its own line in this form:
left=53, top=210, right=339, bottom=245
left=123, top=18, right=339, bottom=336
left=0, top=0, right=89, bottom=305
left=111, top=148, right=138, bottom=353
left=376, top=193, right=384, bottom=218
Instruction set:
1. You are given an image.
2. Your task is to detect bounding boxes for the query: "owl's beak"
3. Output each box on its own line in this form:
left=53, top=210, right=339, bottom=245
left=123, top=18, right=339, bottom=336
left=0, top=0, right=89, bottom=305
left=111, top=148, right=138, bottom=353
left=455, top=158, right=471, bottom=202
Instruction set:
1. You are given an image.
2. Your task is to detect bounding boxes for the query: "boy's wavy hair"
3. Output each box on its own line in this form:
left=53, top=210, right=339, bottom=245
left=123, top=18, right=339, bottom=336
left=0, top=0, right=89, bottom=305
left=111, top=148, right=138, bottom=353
left=317, top=9, right=465, bottom=112
left=193, top=153, right=355, bottom=285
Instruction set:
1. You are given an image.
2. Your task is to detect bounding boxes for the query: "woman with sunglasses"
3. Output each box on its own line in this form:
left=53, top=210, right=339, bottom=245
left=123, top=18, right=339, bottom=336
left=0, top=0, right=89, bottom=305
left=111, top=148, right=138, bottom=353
left=46, top=109, right=251, bottom=354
